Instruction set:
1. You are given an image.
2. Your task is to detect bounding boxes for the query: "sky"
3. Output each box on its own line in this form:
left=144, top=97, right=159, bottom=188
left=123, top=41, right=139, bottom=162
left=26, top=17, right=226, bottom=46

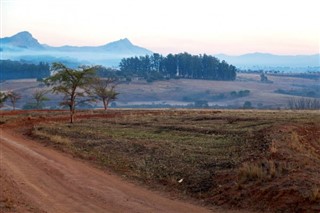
left=1, top=0, right=319, bottom=55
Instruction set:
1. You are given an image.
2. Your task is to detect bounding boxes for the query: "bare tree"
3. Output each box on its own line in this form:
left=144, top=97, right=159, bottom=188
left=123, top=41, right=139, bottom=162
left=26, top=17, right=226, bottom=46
left=0, top=92, right=7, bottom=109
left=7, top=91, right=21, bottom=110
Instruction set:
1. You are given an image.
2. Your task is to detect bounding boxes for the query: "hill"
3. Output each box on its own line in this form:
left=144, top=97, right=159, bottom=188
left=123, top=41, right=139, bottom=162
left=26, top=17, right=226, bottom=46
left=1, top=73, right=319, bottom=110
left=217, top=53, right=320, bottom=72
left=0, top=31, right=44, bottom=50
left=0, top=31, right=152, bottom=67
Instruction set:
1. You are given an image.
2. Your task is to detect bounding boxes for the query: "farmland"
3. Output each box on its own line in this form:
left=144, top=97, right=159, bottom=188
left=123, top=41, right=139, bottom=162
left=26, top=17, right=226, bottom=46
left=1, top=73, right=319, bottom=110
left=1, top=109, right=319, bottom=212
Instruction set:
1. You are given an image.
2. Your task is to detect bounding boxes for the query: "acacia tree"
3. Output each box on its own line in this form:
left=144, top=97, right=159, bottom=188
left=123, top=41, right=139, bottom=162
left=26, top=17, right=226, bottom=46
left=7, top=91, right=21, bottom=110
left=33, top=89, right=50, bottom=109
left=0, top=92, right=7, bottom=108
left=92, top=78, right=119, bottom=110
left=44, top=63, right=97, bottom=123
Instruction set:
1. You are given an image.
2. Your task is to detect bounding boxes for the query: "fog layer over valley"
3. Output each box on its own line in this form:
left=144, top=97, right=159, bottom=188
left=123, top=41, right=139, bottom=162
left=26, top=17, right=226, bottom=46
left=1, top=31, right=319, bottom=71
left=0, top=31, right=152, bottom=67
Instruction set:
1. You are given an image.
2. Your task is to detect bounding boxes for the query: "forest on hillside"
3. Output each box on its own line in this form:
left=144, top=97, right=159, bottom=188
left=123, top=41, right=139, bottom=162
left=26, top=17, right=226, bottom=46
left=1, top=53, right=237, bottom=82
left=119, top=53, right=237, bottom=81
left=0, top=60, right=50, bottom=80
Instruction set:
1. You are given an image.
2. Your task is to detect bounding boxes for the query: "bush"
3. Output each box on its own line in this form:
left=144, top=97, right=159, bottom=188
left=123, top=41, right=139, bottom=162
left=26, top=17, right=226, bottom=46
left=230, top=90, right=250, bottom=98
left=243, top=101, right=252, bottom=109
left=239, top=90, right=250, bottom=97
left=194, top=100, right=209, bottom=108
left=145, top=71, right=164, bottom=83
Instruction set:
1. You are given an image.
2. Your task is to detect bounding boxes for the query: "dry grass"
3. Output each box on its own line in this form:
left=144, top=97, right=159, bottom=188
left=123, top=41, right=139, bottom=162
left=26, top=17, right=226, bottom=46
left=238, top=160, right=287, bottom=182
left=33, top=127, right=71, bottom=145
left=238, top=162, right=265, bottom=181
left=290, top=131, right=304, bottom=151
left=1, top=73, right=319, bottom=109
left=309, top=186, right=320, bottom=201
left=270, top=140, right=278, bottom=154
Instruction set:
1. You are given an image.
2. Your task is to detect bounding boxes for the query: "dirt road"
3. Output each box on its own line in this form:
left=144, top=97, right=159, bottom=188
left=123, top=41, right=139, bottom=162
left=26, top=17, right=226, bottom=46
left=0, top=128, right=216, bottom=213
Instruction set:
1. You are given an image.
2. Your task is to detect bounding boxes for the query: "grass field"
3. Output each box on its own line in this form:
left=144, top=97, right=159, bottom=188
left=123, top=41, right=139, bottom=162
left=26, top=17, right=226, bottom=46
left=4, top=109, right=316, bottom=212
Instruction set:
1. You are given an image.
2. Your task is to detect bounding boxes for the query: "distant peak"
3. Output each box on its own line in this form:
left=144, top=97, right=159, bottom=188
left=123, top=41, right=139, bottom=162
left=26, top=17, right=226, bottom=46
left=118, top=38, right=132, bottom=45
left=16, top=31, right=32, bottom=35
left=101, top=38, right=134, bottom=49
left=1, top=31, right=43, bottom=49
left=13, top=31, right=33, bottom=38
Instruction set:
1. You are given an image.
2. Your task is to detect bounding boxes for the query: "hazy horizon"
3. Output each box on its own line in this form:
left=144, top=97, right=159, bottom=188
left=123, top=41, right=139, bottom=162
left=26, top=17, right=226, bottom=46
left=1, top=0, right=319, bottom=55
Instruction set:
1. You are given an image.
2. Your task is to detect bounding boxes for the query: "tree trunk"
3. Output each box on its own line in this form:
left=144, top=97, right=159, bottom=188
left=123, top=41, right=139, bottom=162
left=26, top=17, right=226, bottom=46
left=69, top=100, right=75, bottom=123
left=12, top=102, right=16, bottom=110
left=70, top=112, right=74, bottom=123
left=105, top=100, right=110, bottom=110
left=103, top=98, right=107, bottom=110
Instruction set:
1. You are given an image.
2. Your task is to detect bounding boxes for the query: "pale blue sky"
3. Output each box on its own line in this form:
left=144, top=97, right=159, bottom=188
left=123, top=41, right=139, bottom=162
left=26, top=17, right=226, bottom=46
left=1, top=0, right=319, bottom=55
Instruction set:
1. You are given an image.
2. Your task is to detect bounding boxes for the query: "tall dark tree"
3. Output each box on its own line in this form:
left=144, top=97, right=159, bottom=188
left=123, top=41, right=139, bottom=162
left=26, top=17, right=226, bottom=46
left=163, top=54, right=177, bottom=77
left=150, top=53, right=162, bottom=72
left=0, top=60, right=50, bottom=80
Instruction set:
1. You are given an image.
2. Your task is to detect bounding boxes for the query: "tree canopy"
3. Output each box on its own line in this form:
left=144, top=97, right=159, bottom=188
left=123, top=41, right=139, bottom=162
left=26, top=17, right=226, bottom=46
left=119, top=53, right=237, bottom=81
left=92, top=78, right=119, bottom=110
left=0, top=60, right=50, bottom=80
left=44, top=62, right=97, bottom=123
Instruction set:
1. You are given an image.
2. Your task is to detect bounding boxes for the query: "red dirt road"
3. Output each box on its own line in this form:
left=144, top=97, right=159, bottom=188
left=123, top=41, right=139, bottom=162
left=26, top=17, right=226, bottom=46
left=0, top=128, right=218, bottom=213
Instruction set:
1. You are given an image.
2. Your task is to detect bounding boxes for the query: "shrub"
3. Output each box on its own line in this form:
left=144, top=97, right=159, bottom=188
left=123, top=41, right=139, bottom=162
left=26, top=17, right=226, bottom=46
left=243, top=101, right=252, bottom=109
left=309, top=186, right=320, bottom=201
left=238, top=160, right=284, bottom=183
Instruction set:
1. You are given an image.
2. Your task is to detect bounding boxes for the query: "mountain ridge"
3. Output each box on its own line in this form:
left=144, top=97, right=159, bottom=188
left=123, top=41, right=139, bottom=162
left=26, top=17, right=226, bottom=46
left=0, top=31, right=152, bottom=66
left=0, top=31, right=44, bottom=50
left=0, top=31, right=152, bottom=55
left=1, top=31, right=319, bottom=71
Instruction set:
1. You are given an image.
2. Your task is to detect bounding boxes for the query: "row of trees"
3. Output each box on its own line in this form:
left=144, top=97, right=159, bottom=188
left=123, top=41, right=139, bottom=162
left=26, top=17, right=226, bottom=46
left=45, top=63, right=118, bottom=123
left=0, top=63, right=119, bottom=123
left=287, top=97, right=320, bottom=110
left=119, top=53, right=237, bottom=81
left=0, top=60, right=50, bottom=80
left=1, top=54, right=237, bottom=83
left=0, top=90, right=51, bottom=110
